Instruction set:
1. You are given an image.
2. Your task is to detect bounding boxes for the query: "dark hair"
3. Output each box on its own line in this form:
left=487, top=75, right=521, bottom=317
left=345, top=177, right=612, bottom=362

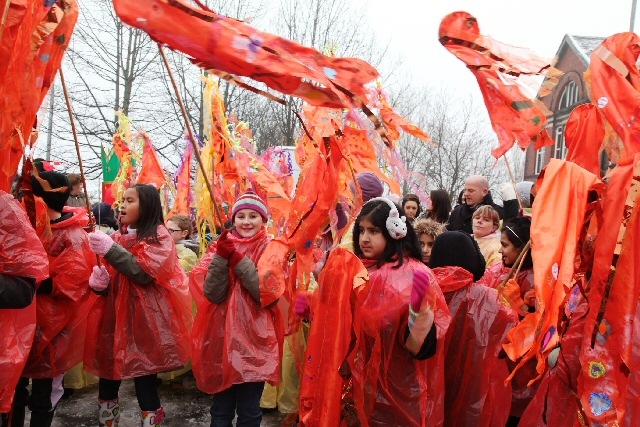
left=129, top=184, right=164, bottom=244
left=502, top=216, right=532, bottom=270
left=401, top=194, right=421, bottom=216
left=428, top=231, right=486, bottom=281
left=353, top=199, right=422, bottom=268
left=429, top=189, right=452, bottom=223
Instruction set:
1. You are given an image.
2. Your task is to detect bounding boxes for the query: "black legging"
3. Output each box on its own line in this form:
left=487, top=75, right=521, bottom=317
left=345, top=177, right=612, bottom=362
left=98, top=374, right=160, bottom=411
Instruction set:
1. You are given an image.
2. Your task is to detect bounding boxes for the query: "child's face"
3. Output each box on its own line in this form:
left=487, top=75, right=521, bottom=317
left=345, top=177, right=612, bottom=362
left=472, top=215, right=497, bottom=238
left=234, top=209, right=265, bottom=238
left=403, top=201, right=419, bottom=219
left=418, top=234, right=435, bottom=264
left=120, top=188, right=140, bottom=227
left=499, top=231, right=522, bottom=267
left=166, top=220, right=187, bottom=244
left=358, top=218, right=387, bottom=260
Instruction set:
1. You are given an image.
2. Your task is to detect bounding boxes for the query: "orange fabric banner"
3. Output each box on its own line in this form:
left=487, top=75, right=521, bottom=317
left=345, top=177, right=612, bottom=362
left=137, top=133, right=166, bottom=189
left=0, top=0, right=78, bottom=192
left=589, top=32, right=640, bottom=162
left=112, top=0, right=379, bottom=108
left=502, top=160, right=604, bottom=382
left=438, top=11, right=558, bottom=159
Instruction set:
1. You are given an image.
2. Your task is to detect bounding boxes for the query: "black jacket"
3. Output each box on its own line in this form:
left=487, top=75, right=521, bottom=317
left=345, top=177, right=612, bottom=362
left=447, top=192, right=518, bottom=234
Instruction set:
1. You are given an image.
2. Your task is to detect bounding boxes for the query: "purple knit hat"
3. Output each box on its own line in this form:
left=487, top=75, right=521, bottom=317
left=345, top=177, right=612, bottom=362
left=355, top=172, right=384, bottom=202
left=232, top=189, right=269, bottom=221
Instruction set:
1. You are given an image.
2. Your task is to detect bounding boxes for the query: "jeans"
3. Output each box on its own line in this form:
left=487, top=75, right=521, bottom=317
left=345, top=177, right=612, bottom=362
left=98, top=374, right=160, bottom=411
left=210, top=382, right=265, bottom=427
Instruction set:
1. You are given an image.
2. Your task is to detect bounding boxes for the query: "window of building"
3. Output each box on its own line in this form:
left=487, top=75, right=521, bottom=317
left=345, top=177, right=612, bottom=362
left=535, top=147, right=545, bottom=174
left=554, top=125, right=567, bottom=159
left=559, top=81, right=579, bottom=110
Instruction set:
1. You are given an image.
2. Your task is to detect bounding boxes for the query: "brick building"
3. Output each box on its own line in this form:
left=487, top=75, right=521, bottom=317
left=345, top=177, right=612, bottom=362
left=523, top=35, right=605, bottom=181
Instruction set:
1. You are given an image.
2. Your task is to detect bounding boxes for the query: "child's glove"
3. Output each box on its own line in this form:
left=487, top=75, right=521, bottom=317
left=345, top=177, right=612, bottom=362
left=88, top=231, right=115, bottom=256
left=499, top=182, right=517, bottom=201
left=294, top=293, right=311, bottom=318
left=89, top=265, right=110, bottom=292
left=216, top=230, right=243, bottom=268
left=410, top=270, right=431, bottom=312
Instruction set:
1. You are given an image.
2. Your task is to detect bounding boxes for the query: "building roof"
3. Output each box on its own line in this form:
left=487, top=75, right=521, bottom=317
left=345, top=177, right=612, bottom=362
left=563, top=35, right=605, bottom=66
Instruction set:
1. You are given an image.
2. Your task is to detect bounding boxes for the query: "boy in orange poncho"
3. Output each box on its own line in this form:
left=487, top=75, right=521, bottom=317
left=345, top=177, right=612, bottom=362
left=191, top=189, right=284, bottom=426
left=428, top=231, right=518, bottom=427
left=14, top=172, right=95, bottom=427
left=85, top=184, right=191, bottom=426
left=0, top=191, right=49, bottom=425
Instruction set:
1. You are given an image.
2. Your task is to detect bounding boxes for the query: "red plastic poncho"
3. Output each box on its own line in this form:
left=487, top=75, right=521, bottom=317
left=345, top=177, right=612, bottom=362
left=0, top=191, right=48, bottom=413
left=22, top=208, right=96, bottom=379
left=84, top=226, right=191, bottom=380
left=350, top=258, right=450, bottom=427
left=477, top=262, right=538, bottom=416
left=434, top=267, right=518, bottom=427
left=191, top=229, right=282, bottom=394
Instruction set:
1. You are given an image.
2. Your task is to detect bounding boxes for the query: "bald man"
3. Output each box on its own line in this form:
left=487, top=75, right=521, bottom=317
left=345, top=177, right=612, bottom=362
left=448, top=175, right=518, bottom=233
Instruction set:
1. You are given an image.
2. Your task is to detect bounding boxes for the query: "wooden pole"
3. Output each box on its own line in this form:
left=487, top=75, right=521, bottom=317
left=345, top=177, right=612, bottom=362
left=59, top=68, right=102, bottom=265
left=157, top=44, right=224, bottom=226
left=0, top=0, right=11, bottom=43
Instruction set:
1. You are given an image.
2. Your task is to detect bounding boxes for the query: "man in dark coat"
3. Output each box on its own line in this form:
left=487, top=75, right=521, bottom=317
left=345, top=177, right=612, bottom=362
left=448, top=175, right=518, bottom=234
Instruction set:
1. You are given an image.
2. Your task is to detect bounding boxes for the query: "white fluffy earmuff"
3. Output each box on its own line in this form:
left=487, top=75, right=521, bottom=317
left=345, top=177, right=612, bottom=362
left=366, top=197, right=408, bottom=239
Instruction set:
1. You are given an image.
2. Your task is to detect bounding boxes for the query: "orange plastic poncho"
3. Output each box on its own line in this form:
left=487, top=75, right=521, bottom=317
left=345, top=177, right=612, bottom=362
left=21, top=208, right=96, bottom=379
left=434, top=267, right=518, bottom=427
left=349, top=258, right=450, bottom=427
left=190, top=229, right=283, bottom=394
left=84, top=226, right=191, bottom=380
left=0, top=191, right=48, bottom=413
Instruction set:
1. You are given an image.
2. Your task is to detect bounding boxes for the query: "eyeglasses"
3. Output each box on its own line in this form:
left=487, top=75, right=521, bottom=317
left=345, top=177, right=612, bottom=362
left=167, top=228, right=183, bottom=233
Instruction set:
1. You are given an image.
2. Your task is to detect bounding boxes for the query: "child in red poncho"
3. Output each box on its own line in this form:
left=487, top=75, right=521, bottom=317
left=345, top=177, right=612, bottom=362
left=0, top=191, right=49, bottom=426
left=428, top=231, right=518, bottom=427
left=477, top=216, right=538, bottom=423
left=85, top=184, right=191, bottom=427
left=13, top=172, right=96, bottom=427
left=190, top=189, right=282, bottom=427
left=344, top=197, right=451, bottom=427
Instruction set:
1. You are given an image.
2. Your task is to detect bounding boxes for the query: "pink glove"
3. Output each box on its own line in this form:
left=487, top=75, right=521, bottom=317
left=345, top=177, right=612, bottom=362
left=89, top=266, right=110, bottom=292
left=294, top=293, right=310, bottom=318
left=88, top=231, right=115, bottom=256
left=410, top=270, right=431, bottom=312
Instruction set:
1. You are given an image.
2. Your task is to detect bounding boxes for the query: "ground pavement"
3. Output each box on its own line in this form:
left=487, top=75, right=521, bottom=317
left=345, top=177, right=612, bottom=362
left=25, top=374, right=288, bottom=426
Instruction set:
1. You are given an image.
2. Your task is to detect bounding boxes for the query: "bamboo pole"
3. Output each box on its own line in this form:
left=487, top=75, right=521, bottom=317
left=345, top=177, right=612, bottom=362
left=157, top=44, right=224, bottom=226
left=0, top=0, right=11, bottom=43
left=59, top=67, right=101, bottom=265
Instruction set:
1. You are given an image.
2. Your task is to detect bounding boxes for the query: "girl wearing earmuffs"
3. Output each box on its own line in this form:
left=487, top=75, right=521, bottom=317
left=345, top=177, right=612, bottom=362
left=342, top=198, right=451, bottom=427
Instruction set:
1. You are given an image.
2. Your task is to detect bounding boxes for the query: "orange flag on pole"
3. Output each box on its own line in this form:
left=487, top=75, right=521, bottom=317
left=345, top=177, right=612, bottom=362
left=137, top=133, right=166, bottom=189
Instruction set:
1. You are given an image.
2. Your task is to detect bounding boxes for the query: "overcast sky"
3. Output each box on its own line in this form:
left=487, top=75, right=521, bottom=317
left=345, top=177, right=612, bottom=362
left=357, top=0, right=634, bottom=96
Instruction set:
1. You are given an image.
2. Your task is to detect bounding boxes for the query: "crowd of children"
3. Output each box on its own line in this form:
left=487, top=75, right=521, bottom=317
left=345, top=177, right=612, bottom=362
left=0, top=164, right=628, bottom=427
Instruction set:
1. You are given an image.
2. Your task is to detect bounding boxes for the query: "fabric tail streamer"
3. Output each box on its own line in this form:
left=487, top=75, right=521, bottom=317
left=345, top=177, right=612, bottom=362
left=438, top=11, right=560, bottom=159
left=167, top=138, right=193, bottom=218
left=0, top=0, right=78, bottom=192
left=113, top=0, right=379, bottom=108
left=137, top=132, right=167, bottom=189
